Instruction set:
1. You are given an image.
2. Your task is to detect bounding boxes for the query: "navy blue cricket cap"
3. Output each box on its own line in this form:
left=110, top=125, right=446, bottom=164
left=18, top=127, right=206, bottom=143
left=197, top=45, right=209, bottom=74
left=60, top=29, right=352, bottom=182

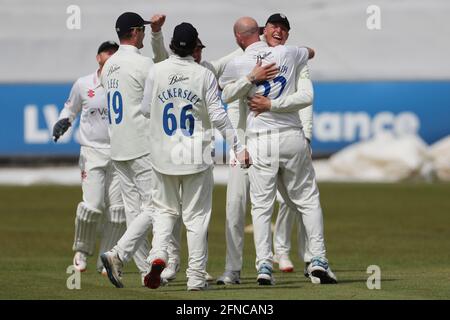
left=172, top=22, right=198, bottom=51
left=97, top=41, right=119, bottom=54
left=197, top=38, right=206, bottom=49
left=115, top=12, right=151, bottom=36
left=266, top=13, right=290, bottom=31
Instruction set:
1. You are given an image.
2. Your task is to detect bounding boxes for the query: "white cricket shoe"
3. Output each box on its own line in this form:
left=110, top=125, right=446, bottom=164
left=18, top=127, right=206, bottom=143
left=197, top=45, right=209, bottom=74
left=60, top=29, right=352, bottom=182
left=101, top=267, right=107, bottom=277
left=257, top=263, right=275, bottom=285
left=277, top=254, right=294, bottom=273
left=188, top=283, right=209, bottom=291
left=304, top=262, right=321, bottom=284
left=161, top=262, right=180, bottom=281
left=100, top=250, right=124, bottom=288
left=216, top=271, right=241, bottom=285
left=73, top=251, right=87, bottom=272
left=307, top=257, right=338, bottom=284
left=205, top=272, right=214, bottom=282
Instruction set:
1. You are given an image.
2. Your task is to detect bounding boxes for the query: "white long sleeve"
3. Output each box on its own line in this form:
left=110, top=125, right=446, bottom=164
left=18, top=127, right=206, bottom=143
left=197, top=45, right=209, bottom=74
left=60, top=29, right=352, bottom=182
left=141, top=67, right=155, bottom=119
left=269, top=65, right=314, bottom=140
left=299, top=105, right=313, bottom=141
left=151, top=31, right=169, bottom=63
left=298, top=65, right=314, bottom=141
left=220, top=74, right=253, bottom=104
left=205, top=72, right=243, bottom=153
left=59, top=80, right=82, bottom=122
left=270, top=64, right=313, bottom=113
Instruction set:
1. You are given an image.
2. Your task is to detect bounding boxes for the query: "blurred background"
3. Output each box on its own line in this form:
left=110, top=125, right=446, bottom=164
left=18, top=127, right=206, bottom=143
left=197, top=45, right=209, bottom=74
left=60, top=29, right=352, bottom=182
left=0, top=0, right=449, bottom=183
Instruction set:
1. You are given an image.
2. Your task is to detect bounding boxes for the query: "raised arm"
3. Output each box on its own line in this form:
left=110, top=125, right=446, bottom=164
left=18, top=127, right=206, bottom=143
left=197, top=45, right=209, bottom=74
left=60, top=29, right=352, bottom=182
left=150, top=14, right=169, bottom=63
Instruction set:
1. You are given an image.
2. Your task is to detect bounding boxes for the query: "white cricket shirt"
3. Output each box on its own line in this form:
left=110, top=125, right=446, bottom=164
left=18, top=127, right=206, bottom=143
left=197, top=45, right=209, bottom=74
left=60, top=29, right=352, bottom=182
left=100, top=45, right=152, bottom=161
left=141, top=55, right=243, bottom=175
left=219, top=41, right=309, bottom=133
left=59, top=70, right=110, bottom=149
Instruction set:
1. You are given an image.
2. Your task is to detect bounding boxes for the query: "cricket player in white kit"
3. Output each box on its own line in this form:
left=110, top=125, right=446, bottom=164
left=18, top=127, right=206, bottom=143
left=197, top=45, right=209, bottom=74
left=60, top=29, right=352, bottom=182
left=220, top=17, right=337, bottom=285
left=141, top=22, right=249, bottom=291
left=150, top=23, right=243, bottom=283
left=217, top=14, right=316, bottom=284
left=52, top=41, right=127, bottom=274
left=99, top=12, right=168, bottom=287
left=249, top=14, right=315, bottom=278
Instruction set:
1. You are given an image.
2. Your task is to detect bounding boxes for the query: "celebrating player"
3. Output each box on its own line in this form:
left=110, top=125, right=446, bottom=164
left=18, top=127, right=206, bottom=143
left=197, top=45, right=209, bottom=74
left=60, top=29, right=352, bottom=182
left=142, top=22, right=249, bottom=291
left=53, top=41, right=127, bottom=274
left=99, top=12, right=167, bottom=287
left=217, top=14, right=316, bottom=285
left=219, top=16, right=337, bottom=285
left=149, top=20, right=243, bottom=283
left=251, top=13, right=316, bottom=280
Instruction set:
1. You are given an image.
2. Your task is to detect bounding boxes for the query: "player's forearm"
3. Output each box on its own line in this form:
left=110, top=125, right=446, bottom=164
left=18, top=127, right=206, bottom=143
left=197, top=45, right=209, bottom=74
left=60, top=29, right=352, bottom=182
left=59, top=97, right=81, bottom=122
left=209, top=103, right=243, bottom=153
left=141, top=69, right=155, bottom=118
left=140, top=92, right=152, bottom=118
left=58, top=106, right=78, bottom=122
left=226, top=99, right=242, bottom=129
left=299, top=105, right=313, bottom=141
left=151, top=31, right=169, bottom=63
left=270, top=79, right=313, bottom=113
left=221, top=77, right=253, bottom=104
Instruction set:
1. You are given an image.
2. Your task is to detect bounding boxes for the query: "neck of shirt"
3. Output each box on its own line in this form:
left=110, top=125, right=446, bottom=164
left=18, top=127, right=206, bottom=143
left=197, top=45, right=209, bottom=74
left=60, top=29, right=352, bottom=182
left=171, top=54, right=195, bottom=62
left=119, top=44, right=141, bottom=54
left=245, top=41, right=267, bottom=52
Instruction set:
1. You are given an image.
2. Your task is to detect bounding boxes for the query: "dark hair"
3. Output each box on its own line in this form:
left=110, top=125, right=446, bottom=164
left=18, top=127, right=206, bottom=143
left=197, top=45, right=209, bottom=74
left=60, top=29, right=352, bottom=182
left=118, top=30, right=133, bottom=41
left=169, top=42, right=194, bottom=57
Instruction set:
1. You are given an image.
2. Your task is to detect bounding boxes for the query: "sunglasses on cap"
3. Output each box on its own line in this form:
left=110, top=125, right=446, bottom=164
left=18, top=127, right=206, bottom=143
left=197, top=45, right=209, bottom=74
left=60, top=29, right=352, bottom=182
left=130, top=26, right=145, bottom=32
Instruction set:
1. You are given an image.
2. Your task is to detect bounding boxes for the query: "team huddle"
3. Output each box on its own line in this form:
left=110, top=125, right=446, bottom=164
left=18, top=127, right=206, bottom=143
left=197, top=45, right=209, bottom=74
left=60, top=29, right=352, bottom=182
left=53, top=11, right=337, bottom=291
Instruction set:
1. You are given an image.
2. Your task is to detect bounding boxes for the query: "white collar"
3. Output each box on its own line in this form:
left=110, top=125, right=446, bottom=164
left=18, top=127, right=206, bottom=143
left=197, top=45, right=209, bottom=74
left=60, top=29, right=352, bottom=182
left=245, top=41, right=268, bottom=53
left=170, top=54, right=195, bottom=62
left=118, top=44, right=141, bottom=54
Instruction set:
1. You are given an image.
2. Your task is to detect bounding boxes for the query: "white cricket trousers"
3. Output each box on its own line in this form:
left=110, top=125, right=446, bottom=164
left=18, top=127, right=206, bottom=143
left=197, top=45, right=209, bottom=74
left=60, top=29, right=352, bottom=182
left=113, top=154, right=153, bottom=274
left=224, top=164, right=250, bottom=272
left=79, top=146, right=123, bottom=212
left=248, top=128, right=326, bottom=270
left=274, top=197, right=312, bottom=263
left=149, top=167, right=213, bottom=289
left=73, top=146, right=126, bottom=258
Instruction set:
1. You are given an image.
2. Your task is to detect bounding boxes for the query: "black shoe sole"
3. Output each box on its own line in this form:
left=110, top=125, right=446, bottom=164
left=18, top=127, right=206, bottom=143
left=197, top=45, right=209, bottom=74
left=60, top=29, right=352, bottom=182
left=304, top=262, right=311, bottom=278
left=100, top=254, right=124, bottom=288
left=311, top=270, right=338, bottom=284
left=257, top=278, right=273, bottom=285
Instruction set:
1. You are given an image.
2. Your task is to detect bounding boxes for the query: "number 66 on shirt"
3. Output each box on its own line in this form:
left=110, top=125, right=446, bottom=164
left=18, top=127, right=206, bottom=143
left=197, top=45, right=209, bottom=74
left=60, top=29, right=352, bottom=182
left=163, top=103, right=195, bottom=136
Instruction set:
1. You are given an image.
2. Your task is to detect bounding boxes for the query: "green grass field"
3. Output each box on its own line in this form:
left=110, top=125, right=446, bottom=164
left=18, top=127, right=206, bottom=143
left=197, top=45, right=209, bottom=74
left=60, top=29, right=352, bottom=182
left=1, top=183, right=449, bottom=300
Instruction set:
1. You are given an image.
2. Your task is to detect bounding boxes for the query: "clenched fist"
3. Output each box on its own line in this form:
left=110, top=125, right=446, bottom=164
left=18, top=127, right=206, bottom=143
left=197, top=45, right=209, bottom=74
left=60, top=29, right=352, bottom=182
left=150, top=14, right=166, bottom=32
